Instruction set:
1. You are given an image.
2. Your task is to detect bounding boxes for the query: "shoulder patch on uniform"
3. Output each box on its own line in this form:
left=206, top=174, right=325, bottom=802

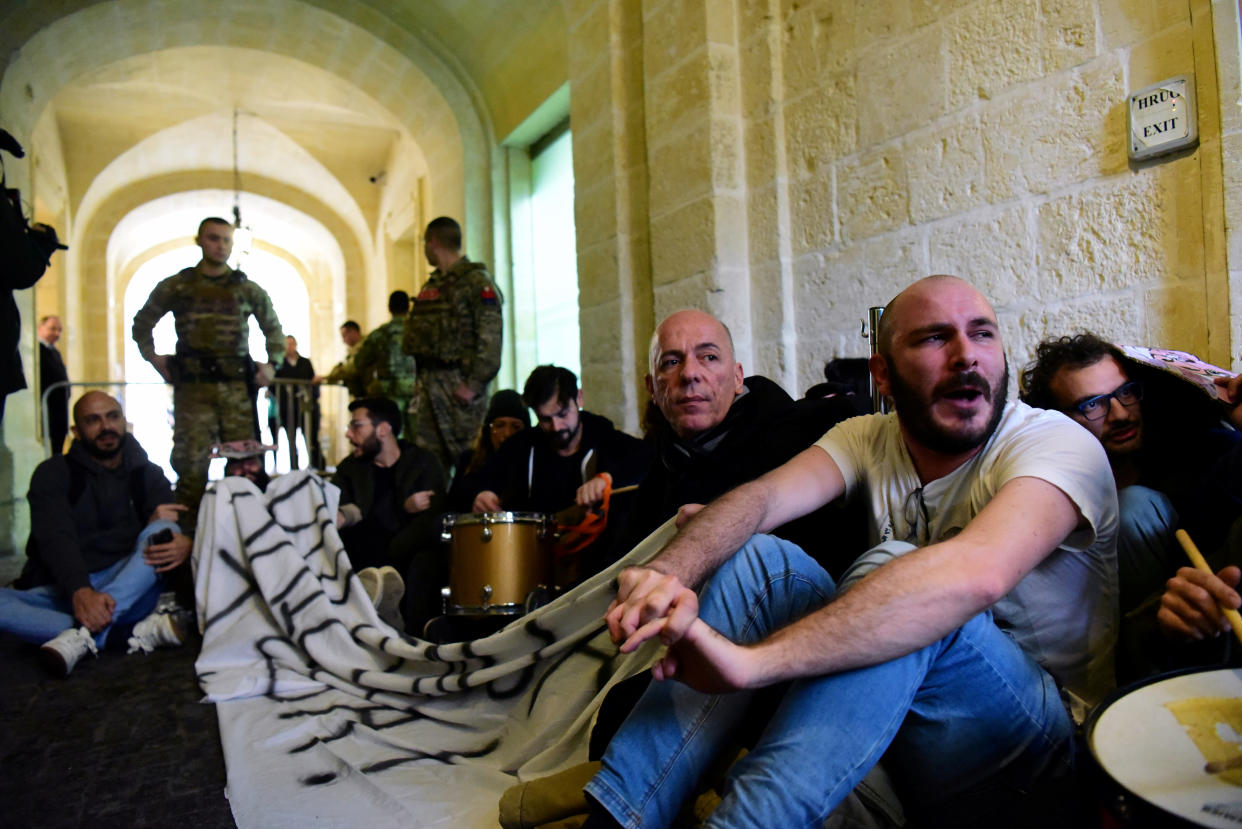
left=480, top=285, right=498, bottom=305
left=417, top=287, right=441, bottom=301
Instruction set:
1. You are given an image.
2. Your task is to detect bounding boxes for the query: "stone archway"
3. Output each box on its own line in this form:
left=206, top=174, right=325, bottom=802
left=0, top=0, right=491, bottom=242
left=74, top=171, right=365, bottom=380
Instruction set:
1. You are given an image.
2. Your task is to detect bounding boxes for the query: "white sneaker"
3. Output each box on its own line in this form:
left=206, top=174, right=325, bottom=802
left=358, top=567, right=383, bottom=605
left=126, top=609, right=186, bottom=654
left=357, top=566, right=405, bottom=630
left=40, top=626, right=98, bottom=676
left=376, top=566, right=405, bottom=630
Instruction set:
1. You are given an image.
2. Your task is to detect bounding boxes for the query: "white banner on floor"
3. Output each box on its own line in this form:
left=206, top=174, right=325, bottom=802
left=194, top=472, right=666, bottom=828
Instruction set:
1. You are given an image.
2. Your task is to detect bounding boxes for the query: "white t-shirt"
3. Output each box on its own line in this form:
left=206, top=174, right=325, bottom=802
left=814, top=400, right=1119, bottom=705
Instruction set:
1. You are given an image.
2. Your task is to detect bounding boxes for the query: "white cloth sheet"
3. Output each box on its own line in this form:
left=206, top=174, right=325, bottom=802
left=194, top=472, right=666, bottom=828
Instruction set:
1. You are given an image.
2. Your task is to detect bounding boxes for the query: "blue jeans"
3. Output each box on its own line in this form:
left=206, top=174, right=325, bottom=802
left=1116, top=485, right=1180, bottom=613
left=0, top=521, right=176, bottom=646
left=585, top=535, right=1072, bottom=828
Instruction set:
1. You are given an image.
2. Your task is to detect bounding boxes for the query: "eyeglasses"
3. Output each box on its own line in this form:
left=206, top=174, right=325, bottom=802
left=1066, top=380, right=1143, bottom=421
left=902, top=486, right=930, bottom=546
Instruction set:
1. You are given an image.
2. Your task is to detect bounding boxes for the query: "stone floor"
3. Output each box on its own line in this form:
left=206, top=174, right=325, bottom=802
left=0, top=552, right=234, bottom=828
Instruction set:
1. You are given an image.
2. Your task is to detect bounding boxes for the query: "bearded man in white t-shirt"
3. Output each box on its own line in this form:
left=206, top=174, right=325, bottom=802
left=581, top=275, right=1119, bottom=828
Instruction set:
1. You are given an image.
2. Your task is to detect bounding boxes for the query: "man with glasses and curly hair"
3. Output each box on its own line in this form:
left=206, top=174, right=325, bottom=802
left=1022, top=333, right=1242, bottom=661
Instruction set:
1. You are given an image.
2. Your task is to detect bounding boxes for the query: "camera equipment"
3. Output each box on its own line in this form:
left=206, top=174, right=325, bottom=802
left=1, top=126, right=67, bottom=285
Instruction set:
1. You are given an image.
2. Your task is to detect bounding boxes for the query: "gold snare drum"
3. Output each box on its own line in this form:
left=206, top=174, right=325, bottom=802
left=441, top=512, right=555, bottom=615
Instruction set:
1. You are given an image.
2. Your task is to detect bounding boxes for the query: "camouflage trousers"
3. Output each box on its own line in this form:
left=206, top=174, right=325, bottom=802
left=411, top=370, right=487, bottom=477
left=172, top=380, right=256, bottom=531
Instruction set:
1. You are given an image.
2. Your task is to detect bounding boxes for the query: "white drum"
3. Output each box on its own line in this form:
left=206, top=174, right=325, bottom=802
left=1088, top=667, right=1242, bottom=827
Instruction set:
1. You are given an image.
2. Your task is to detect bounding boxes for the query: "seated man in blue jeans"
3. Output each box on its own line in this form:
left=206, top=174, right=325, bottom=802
left=583, top=276, right=1119, bottom=827
left=1, top=391, right=192, bottom=675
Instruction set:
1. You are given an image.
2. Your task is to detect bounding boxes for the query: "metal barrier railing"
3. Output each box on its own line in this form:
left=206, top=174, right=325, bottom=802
left=266, top=378, right=326, bottom=471
left=39, top=378, right=353, bottom=478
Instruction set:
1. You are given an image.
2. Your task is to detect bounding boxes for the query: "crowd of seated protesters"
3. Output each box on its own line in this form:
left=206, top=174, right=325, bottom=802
left=576, top=310, right=1242, bottom=828
left=23, top=276, right=1242, bottom=828
left=576, top=276, right=1117, bottom=828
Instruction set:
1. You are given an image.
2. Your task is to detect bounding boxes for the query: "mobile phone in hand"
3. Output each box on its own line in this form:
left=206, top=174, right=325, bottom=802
left=149, top=528, right=174, bottom=547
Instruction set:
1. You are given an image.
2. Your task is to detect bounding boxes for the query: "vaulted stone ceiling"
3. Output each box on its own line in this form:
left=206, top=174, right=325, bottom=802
left=0, top=0, right=568, bottom=142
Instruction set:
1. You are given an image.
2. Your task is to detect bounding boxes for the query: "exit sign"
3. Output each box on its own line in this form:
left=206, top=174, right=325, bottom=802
left=1129, top=75, right=1198, bottom=161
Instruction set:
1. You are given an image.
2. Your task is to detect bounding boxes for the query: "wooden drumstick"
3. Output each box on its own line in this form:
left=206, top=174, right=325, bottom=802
left=611, top=484, right=639, bottom=496
left=1205, top=755, right=1242, bottom=774
left=1175, top=529, right=1242, bottom=648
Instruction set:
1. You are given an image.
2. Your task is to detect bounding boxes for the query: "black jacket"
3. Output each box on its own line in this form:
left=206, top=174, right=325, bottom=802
left=614, top=375, right=864, bottom=577
left=38, top=341, right=68, bottom=450
left=21, top=434, right=173, bottom=595
left=331, top=440, right=445, bottom=529
left=1129, top=364, right=1242, bottom=555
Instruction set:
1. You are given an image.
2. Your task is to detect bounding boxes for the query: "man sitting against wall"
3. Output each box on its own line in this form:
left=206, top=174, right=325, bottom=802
left=0, top=391, right=192, bottom=676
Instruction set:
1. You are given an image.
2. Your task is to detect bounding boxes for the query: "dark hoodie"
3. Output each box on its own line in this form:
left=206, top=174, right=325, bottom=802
left=611, top=375, right=864, bottom=578
left=471, top=410, right=653, bottom=514
left=21, top=434, right=173, bottom=595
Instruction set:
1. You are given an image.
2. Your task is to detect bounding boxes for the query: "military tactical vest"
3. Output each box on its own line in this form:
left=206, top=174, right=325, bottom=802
left=405, top=259, right=500, bottom=367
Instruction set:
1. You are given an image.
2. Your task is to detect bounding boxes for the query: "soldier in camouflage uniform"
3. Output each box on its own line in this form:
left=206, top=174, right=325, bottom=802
left=403, top=217, right=503, bottom=477
left=315, top=320, right=366, bottom=398
left=132, top=217, right=285, bottom=532
left=354, top=291, right=418, bottom=438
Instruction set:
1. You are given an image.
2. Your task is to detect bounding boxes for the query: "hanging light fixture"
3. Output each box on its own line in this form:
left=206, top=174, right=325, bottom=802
left=231, top=107, right=254, bottom=267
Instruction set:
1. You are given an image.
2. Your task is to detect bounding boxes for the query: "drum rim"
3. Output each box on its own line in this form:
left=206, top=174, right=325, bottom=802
left=1084, top=664, right=1242, bottom=828
left=445, top=511, right=551, bottom=525
left=1084, top=665, right=1242, bottom=740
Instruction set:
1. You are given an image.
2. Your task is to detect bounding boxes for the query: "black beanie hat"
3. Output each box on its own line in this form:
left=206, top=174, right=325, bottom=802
left=486, top=389, right=531, bottom=427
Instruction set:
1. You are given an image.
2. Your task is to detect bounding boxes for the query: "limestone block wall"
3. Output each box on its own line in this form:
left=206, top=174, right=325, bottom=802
left=568, top=0, right=656, bottom=428
left=569, top=0, right=1241, bottom=428
left=1213, top=0, right=1242, bottom=364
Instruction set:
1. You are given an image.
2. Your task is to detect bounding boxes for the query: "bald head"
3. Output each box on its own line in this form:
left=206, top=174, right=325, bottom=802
left=649, top=310, right=736, bottom=374
left=876, top=275, right=993, bottom=357
left=73, top=390, right=121, bottom=426
left=71, top=391, right=126, bottom=464
left=647, top=309, right=745, bottom=438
